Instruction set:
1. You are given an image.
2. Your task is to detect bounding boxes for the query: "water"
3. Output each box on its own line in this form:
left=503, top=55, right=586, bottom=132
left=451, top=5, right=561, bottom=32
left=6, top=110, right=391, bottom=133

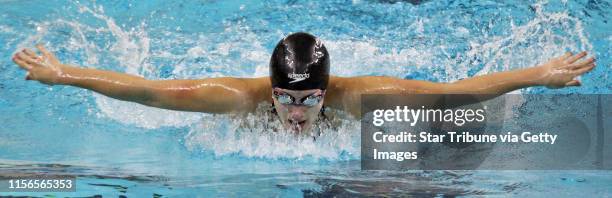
left=0, top=0, right=610, bottom=197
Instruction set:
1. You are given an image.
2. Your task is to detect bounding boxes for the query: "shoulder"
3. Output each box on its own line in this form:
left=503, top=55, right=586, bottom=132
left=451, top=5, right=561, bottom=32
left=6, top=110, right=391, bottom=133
left=237, top=77, right=272, bottom=110
left=325, top=76, right=368, bottom=115
left=205, top=76, right=272, bottom=113
left=324, top=75, right=442, bottom=117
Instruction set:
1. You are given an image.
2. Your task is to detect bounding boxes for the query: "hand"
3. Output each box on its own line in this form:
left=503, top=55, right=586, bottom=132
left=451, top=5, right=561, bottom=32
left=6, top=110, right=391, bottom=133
left=12, top=45, right=67, bottom=85
left=537, top=51, right=596, bottom=89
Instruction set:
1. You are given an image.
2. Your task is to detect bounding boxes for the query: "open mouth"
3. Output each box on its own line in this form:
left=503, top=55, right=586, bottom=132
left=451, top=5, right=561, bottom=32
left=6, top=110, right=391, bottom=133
left=289, top=120, right=307, bottom=131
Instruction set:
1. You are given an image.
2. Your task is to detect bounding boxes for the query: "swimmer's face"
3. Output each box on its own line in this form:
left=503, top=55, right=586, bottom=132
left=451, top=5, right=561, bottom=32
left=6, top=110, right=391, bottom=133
left=272, top=88, right=325, bottom=134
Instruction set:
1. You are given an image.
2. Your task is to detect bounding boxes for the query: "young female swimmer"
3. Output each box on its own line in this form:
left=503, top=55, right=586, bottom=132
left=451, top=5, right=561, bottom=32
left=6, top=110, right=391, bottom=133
left=12, top=32, right=597, bottom=133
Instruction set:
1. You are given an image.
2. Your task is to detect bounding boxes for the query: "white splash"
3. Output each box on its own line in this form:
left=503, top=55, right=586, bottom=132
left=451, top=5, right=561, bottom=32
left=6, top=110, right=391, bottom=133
left=184, top=111, right=361, bottom=160
left=467, top=5, right=592, bottom=77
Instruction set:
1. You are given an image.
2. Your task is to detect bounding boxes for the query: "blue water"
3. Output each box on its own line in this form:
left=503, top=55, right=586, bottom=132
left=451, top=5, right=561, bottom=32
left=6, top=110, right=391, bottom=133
left=1, top=0, right=611, bottom=197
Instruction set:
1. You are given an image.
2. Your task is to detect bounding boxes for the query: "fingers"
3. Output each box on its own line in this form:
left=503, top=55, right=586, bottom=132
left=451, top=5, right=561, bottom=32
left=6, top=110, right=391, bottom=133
left=23, top=48, right=46, bottom=63
left=23, top=48, right=38, bottom=58
left=36, top=44, right=54, bottom=59
left=12, top=51, right=38, bottom=81
left=12, top=55, right=32, bottom=70
left=565, top=80, right=581, bottom=87
left=15, top=51, right=42, bottom=66
left=572, top=62, right=595, bottom=74
left=564, top=57, right=595, bottom=70
left=565, top=51, right=587, bottom=64
left=12, top=45, right=59, bottom=71
left=13, top=45, right=56, bottom=82
left=560, top=52, right=572, bottom=60
left=575, top=57, right=595, bottom=67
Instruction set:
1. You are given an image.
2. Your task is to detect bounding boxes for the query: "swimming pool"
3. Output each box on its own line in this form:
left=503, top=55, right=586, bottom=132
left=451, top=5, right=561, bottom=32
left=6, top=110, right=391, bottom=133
left=1, top=0, right=610, bottom=196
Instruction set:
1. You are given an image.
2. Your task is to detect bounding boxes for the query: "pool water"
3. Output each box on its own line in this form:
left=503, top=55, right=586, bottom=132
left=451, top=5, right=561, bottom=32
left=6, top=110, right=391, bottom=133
left=1, top=0, right=610, bottom=197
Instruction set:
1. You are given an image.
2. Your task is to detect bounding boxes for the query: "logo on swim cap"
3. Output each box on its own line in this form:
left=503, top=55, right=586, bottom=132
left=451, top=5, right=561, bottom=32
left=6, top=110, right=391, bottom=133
left=288, top=73, right=310, bottom=84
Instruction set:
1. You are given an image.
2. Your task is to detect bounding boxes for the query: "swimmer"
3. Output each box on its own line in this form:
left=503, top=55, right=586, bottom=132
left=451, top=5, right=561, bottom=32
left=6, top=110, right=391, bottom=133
left=12, top=32, right=597, bottom=133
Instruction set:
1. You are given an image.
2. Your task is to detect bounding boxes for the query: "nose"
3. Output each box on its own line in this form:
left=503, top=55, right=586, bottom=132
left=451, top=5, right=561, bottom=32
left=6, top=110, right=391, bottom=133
left=287, top=105, right=307, bottom=121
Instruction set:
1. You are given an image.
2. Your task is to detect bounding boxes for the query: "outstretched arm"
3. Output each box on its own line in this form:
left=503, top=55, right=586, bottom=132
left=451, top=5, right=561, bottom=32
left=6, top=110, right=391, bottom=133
left=12, top=45, right=270, bottom=113
left=327, top=52, right=596, bottom=117
left=441, top=52, right=595, bottom=94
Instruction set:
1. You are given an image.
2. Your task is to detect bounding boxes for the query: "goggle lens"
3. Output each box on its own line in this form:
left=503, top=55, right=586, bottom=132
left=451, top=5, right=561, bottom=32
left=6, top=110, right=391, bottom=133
left=276, top=93, right=294, bottom=105
left=302, top=95, right=321, bottom=106
left=273, top=90, right=324, bottom=107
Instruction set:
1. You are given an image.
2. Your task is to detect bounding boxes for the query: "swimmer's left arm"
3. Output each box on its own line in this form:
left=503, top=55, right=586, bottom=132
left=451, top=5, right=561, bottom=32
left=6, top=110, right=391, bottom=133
left=328, top=52, right=596, bottom=117
left=440, top=52, right=596, bottom=94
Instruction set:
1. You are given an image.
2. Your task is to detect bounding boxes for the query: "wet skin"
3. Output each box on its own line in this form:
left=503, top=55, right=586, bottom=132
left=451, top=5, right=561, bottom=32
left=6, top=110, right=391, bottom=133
left=13, top=45, right=597, bottom=133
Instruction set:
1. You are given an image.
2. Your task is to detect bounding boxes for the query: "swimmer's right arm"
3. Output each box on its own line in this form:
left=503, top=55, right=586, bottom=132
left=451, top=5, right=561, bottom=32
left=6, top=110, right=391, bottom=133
left=12, top=45, right=270, bottom=113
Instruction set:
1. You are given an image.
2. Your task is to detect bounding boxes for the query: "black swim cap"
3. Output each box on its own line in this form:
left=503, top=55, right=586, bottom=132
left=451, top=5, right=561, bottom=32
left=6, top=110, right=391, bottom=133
left=270, top=32, right=330, bottom=90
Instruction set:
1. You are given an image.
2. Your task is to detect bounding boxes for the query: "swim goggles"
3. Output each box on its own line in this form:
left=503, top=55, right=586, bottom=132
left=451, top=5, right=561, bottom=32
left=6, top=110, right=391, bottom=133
left=272, top=90, right=325, bottom=107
